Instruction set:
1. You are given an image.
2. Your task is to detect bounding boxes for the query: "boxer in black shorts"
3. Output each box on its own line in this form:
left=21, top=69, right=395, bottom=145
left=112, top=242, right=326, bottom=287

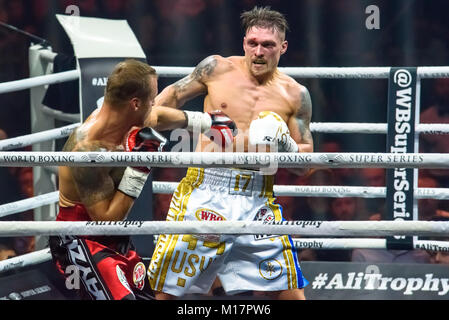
left=49, top=59, right=166, bottom=300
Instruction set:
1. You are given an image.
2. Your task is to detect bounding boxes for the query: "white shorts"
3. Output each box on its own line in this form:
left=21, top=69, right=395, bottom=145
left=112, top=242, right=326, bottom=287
left=148, top=168, right=308, bottom=296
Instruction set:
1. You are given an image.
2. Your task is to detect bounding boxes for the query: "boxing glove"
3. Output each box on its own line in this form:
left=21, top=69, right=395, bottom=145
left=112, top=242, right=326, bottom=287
left=118, top=127, right=167, bottom=198
left=125, top=127, right=166, bottom=154
left=184, top=110, right=237, bottom=147
left=249, top=111, right=299, bottom=153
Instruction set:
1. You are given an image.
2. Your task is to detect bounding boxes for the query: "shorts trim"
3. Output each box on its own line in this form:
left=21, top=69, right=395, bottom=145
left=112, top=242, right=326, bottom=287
left=149, top=168, right=204, bottom=292
left=268, top=199, right=299, bottom=290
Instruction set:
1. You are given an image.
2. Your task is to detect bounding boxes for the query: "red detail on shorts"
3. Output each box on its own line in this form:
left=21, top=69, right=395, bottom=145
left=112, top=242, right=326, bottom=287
left=51, top=204, right=153, bottom=299
left=84, top=239, right=142, bottom=300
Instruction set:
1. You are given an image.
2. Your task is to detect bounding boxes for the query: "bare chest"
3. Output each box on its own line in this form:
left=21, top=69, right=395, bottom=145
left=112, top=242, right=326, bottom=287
left=205, top=75, right=293, bottom=130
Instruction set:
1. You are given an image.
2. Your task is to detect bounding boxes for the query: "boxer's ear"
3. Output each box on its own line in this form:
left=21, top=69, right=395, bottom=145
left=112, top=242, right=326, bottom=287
left=130, top=97, right=140, bottom=111
left=280, top=41, right=288, bottom=55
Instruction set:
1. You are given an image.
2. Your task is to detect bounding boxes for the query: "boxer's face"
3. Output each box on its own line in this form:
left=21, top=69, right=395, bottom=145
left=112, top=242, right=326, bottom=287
left=243, top=26, right=287, bottom=79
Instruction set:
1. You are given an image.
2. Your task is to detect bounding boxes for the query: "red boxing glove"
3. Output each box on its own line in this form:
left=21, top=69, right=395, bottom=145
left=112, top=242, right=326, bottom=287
left=206, top=110, right=237, bottom=148
left=124, top=127, right=167, bottom=173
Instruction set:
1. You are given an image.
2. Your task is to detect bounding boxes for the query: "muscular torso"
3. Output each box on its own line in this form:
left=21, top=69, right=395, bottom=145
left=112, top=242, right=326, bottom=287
left=198, top=56, right=300, bottom=152
left=59, top=116, right=125, bottom=208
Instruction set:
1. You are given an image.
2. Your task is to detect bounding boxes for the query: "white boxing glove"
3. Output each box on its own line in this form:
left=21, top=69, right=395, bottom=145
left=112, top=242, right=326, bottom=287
left=249, top=111, right=299, bottom=153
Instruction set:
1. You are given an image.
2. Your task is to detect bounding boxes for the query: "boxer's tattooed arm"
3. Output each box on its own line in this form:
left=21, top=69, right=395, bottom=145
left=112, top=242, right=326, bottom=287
left=296, top=87, right=314, bottom=149
left=156, top=56, right=217, bottom=108
left=68, top=143, right=115, bottom=207
left=71, top=166, right=115, bottom=207
left=174, top=55, right=217, bottom=93
left=192, top=56, right=217, bottom=80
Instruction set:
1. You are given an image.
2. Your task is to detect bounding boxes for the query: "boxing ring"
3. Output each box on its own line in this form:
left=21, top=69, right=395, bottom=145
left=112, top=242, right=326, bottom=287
left=1, top=15, right=449, bottom=300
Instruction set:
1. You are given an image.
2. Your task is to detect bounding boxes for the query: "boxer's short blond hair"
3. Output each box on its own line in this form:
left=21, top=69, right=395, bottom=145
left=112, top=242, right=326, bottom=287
left=105, top=59, right=157, bottom=107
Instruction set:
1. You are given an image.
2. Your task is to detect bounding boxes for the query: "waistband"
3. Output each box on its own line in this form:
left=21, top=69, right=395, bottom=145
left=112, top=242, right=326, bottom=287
left=59, top=192, right=82, bottom=208
left=184, top=167, right=274, bottom=197
left=57, top=204, right=91, bottom=222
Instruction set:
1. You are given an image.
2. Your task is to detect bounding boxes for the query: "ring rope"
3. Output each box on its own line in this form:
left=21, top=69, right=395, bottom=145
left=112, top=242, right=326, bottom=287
left=0, top=124, right=79, bottom=151
left=3, top=122, right=449, bottom=152
left=292, top=238, right=449, bottom=251
left=310, top=123, right=449, bottom=135
left=2, top=237, right=449, bottom=275
left=151, top=234, right=449, bottom=251
left=1, top=65, right=449, bottom=96
left=0, top=221, right=448, bottom=237
left=0, top=249, right=51, bottom=274
left=0, top=152, right=446, bottom=169
left=0, top=185, right=446, bottom=218
left=272, top=185, right=449, bottom=199
left=1, top=184, right=448, bottom=219
left=0, top=191, right=59, bottom=218
left=0, top=70, right=80, bottom=95
left=153, top=66, right=449, bottom=79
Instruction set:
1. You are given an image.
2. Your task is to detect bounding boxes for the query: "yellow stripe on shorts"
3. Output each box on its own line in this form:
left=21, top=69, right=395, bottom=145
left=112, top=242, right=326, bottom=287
left=267, top=197, right=297, bottom=290
left=152, top=168, right=205, bottom=292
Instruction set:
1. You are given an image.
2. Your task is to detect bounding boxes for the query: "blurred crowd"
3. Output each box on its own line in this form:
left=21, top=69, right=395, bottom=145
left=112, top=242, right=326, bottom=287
left=1, top=0, right=449, bottom=266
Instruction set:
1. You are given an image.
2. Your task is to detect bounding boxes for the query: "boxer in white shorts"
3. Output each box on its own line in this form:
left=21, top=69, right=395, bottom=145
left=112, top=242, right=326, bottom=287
left=145, top=7, right=314, bottom=299
left=148, top=167, right=308, bottom=296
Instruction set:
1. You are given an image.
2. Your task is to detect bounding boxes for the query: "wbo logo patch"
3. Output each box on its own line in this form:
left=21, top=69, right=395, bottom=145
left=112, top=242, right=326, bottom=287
left=195, top=208, right=226, bottom=221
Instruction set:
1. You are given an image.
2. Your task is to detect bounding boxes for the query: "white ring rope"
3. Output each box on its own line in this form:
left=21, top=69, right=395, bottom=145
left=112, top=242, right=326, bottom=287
left=1, top=66, right=448, bottom=96
left=0, top=152, right=446, bottom=169
left=153, top=182, right=449, bottom=200
left=153, top=66, right=449, bottom=79
left=0, top=192, right=59, bottom=218
left=0, top=220, right=448, bottom=237
left=0, top=70, right=80, bottom=95
left=1, top=185, right=448, bottom=219
left=310, top=123, right=449, bottom=135
left=292, top=238, right=449, bottom=251
left=2, top=122, right=449, bottom=152
left=152, top=235, right=449, bottom=251
left=0, top=249, right=51, bottom=274
left=2, top=238, right=449, bottom=275
left=272, top=185, right=449, bottom=200
left=0, top=124, right=79, bottom=151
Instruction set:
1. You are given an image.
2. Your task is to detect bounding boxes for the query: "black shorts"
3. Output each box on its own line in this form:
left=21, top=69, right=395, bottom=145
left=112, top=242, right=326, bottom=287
left=49, top=235, right=154, bottom=300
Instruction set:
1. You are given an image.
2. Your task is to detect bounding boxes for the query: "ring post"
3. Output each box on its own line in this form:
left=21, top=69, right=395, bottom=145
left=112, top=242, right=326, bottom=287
left=29, top=44, right=59, bottom=249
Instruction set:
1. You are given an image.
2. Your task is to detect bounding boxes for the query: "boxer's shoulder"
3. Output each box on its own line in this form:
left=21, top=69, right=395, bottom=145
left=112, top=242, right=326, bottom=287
left=193, top=55, right=238, bottom=81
